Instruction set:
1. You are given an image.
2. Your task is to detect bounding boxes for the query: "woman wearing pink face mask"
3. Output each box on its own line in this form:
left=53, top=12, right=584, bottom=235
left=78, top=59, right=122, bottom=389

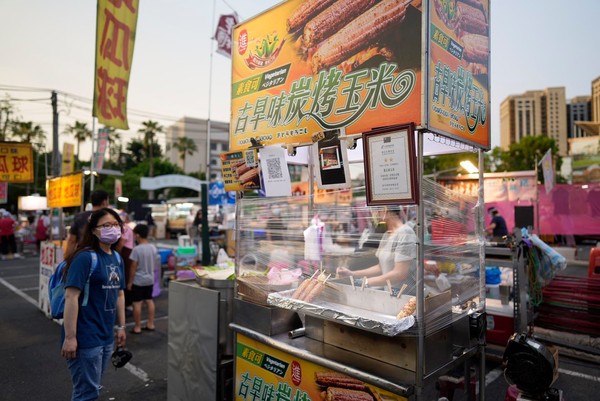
left=60, top=207, right=127, bottom=401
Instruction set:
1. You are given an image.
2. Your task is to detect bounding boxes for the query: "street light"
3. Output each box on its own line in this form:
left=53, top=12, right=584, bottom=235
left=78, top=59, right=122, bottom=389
left=460, top=160, right=479, bottom=174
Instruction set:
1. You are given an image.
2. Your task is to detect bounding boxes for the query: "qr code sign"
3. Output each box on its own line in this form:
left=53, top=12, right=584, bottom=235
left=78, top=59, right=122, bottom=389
left=244, top=150, right=257, bottom=167
left=266, top=158, right=282, bottom=179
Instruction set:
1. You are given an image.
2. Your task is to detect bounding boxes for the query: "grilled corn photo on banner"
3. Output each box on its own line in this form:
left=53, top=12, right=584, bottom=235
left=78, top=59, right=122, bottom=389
left=235, top=334, right=407, bottom=401
left=427, top=0, right=490, bottom=148
left=230, top=0, right=424, bottom=152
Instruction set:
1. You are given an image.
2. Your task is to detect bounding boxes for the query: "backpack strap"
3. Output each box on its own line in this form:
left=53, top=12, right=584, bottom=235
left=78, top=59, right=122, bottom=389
left=81, top=252, right=98, bottom=307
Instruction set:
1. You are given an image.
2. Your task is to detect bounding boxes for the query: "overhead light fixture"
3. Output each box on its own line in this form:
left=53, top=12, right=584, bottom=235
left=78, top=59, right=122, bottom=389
left=117, top=196, right=129, bottom=203
left=460, top=160, right=479, bottom=174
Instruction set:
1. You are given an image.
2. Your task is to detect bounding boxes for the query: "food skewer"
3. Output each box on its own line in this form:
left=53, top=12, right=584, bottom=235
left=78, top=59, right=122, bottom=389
left=350, top=276, right=355, bottom=290
left=396, top=283, right=408, bottom=298
left=304, top=274, right=331, bottom=303
left=386, top=279, right=393, bottom=295
left=291, top=271, right=318, bottom=300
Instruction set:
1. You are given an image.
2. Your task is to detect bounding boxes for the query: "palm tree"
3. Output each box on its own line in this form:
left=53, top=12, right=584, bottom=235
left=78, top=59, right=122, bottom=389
left=0, top=95, right=15, bottom=141
left=138, top=120, right=164, bottom=199
left=100, top=126, right=121, bottom=163
left=168, top=136, right=198, bottom=170
left=64, top=121, right=92, bottom=169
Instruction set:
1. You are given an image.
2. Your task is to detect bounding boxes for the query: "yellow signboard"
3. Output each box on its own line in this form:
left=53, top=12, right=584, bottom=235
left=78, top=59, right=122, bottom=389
left=426, top=0, right=490, bottom=148
left=0, top=142, right=34, bottom=183
left=92, top=0, right=139, bottom=129
left=230, top=0, right=424, bottom=152
left=47, top=173, right=83, bottom=208
left=235, top=334, right=407, bottom=401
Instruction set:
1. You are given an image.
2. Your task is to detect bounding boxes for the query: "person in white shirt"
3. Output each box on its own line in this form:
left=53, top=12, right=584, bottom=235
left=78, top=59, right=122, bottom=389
left=336, top=207, right=417, bottom=291
left=127, top=224, right=159, bottom=334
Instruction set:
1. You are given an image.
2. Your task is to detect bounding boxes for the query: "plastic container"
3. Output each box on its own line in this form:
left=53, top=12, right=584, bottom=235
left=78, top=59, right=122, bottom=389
left=486, top=299, right=514, bottom=346
left=158, top=249, right=173, bottom=265
left=485, top=266, right=501, bottom=284
left=486, top=283, right=500, bottom=299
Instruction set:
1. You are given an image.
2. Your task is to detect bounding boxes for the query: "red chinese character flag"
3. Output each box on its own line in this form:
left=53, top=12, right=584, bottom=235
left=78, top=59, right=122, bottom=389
left=93, top=0, right=140, bottom=129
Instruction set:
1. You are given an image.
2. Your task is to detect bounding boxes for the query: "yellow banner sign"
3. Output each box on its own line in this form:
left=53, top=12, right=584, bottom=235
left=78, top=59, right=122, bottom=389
left=0, top=142, right=34, bottom=183
left=47, top=173, right=83, bottom=208
left=235, top=334, right=407, bottom=401
left=230, top=0, right=424, bottom=152
left=92, top=0, right=140, bottom=130
left=427, top=0, right=490, bottom=148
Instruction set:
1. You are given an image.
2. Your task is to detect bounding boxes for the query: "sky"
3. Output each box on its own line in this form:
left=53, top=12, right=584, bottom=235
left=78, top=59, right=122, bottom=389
left=1, top=0, right=599, bottom=161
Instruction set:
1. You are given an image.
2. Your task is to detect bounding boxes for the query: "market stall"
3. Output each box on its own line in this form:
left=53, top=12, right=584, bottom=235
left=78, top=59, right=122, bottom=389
left=222, top=1, right=492, bottom=400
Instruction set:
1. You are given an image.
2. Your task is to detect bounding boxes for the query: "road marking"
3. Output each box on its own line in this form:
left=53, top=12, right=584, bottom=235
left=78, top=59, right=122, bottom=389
left=0, top=276, right=38, bottom=307
left=124, top=362, right=150, bottom=382
left=485, top=367, right=504, bottom=385
left=0, top=276, right=157, bottom=383
left=559, top=368, right=600, bottom=382
left=5, top=273, right=40, bottom=280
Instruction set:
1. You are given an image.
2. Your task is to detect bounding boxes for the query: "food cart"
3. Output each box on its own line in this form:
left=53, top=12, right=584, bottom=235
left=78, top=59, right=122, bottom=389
left=227, top=1, right=491, bottom=400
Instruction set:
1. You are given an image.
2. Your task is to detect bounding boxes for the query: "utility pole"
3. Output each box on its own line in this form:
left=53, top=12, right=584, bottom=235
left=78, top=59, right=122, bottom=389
left=51, top=91, right=59, bottom=177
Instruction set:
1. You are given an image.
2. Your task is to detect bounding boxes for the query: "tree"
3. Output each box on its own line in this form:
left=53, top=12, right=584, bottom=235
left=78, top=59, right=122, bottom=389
left=503, top=136, right=561, bottom=181
left=168, top=136, right=198, bottom=169
left=64, top=121, right=92, bottom=169
left=125, top=138, right=162, bottom=169
left=423, top=152, right=479, bottom=176
left=10, top=121, right=46, bottom=151
left=138, top=121, right=163, bottom=176
left=0, top=95, right=15, bottom=141
left=100, top=126, right=121, bottom=164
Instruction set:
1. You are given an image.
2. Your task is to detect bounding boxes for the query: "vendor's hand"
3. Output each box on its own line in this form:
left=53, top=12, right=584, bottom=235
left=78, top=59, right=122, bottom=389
left=126, top=283, right=132, bottom=291
left=336, top=266, right=352, bottom=278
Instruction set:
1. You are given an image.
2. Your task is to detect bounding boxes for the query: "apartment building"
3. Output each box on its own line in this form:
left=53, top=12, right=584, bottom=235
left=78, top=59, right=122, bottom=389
left=499, top=87, right=568, bottom=155
left=567, top=96, right=591, bottom=139
left=165, top=117, right=229, bottom=180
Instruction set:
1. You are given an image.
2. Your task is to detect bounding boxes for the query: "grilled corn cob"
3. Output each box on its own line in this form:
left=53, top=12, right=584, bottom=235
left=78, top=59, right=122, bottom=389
left=303, top=0, right=378, bottom=48
left=287, top=0, right=336, bottom=33
left=311, top=0, right=411, bottom=74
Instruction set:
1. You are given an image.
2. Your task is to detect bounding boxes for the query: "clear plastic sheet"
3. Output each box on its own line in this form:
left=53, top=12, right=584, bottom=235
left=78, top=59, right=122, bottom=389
left=235, top=171, right=480, bottom=336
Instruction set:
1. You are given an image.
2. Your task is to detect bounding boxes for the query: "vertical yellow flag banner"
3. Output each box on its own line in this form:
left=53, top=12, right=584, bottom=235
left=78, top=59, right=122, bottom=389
left=93, top=0, right=139, bottom=130
left=61, top=143, right=75, bottom=175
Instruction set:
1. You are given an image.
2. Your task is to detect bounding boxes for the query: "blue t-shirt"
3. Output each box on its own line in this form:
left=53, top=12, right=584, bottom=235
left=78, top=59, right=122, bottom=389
left=491, top=215, right=508, bottom=237
left=62, top=250, right=125, bottom=348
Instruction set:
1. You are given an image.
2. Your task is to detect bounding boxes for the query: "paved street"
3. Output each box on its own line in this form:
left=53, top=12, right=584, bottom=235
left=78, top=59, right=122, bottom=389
left=1, top=245, right=599, bottom=401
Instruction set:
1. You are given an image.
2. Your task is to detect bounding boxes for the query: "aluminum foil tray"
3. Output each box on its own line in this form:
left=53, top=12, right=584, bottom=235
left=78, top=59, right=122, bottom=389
left=267, top=283, right=416, bottom=336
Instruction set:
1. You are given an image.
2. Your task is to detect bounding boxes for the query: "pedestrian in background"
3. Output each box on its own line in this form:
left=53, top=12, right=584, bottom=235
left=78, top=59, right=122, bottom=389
left=61, top=207, right=126, bottom=401
left=35, top=210, right=50, bottom=255
left=117, top=211, right=135, bottom=312
left=65, top=190, right=110, bottom=258
left=486, top=206, right=509, bottom=242
left=0, top=209, right=22, bottom=260
left=128, top=224, right=158, bottom=334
